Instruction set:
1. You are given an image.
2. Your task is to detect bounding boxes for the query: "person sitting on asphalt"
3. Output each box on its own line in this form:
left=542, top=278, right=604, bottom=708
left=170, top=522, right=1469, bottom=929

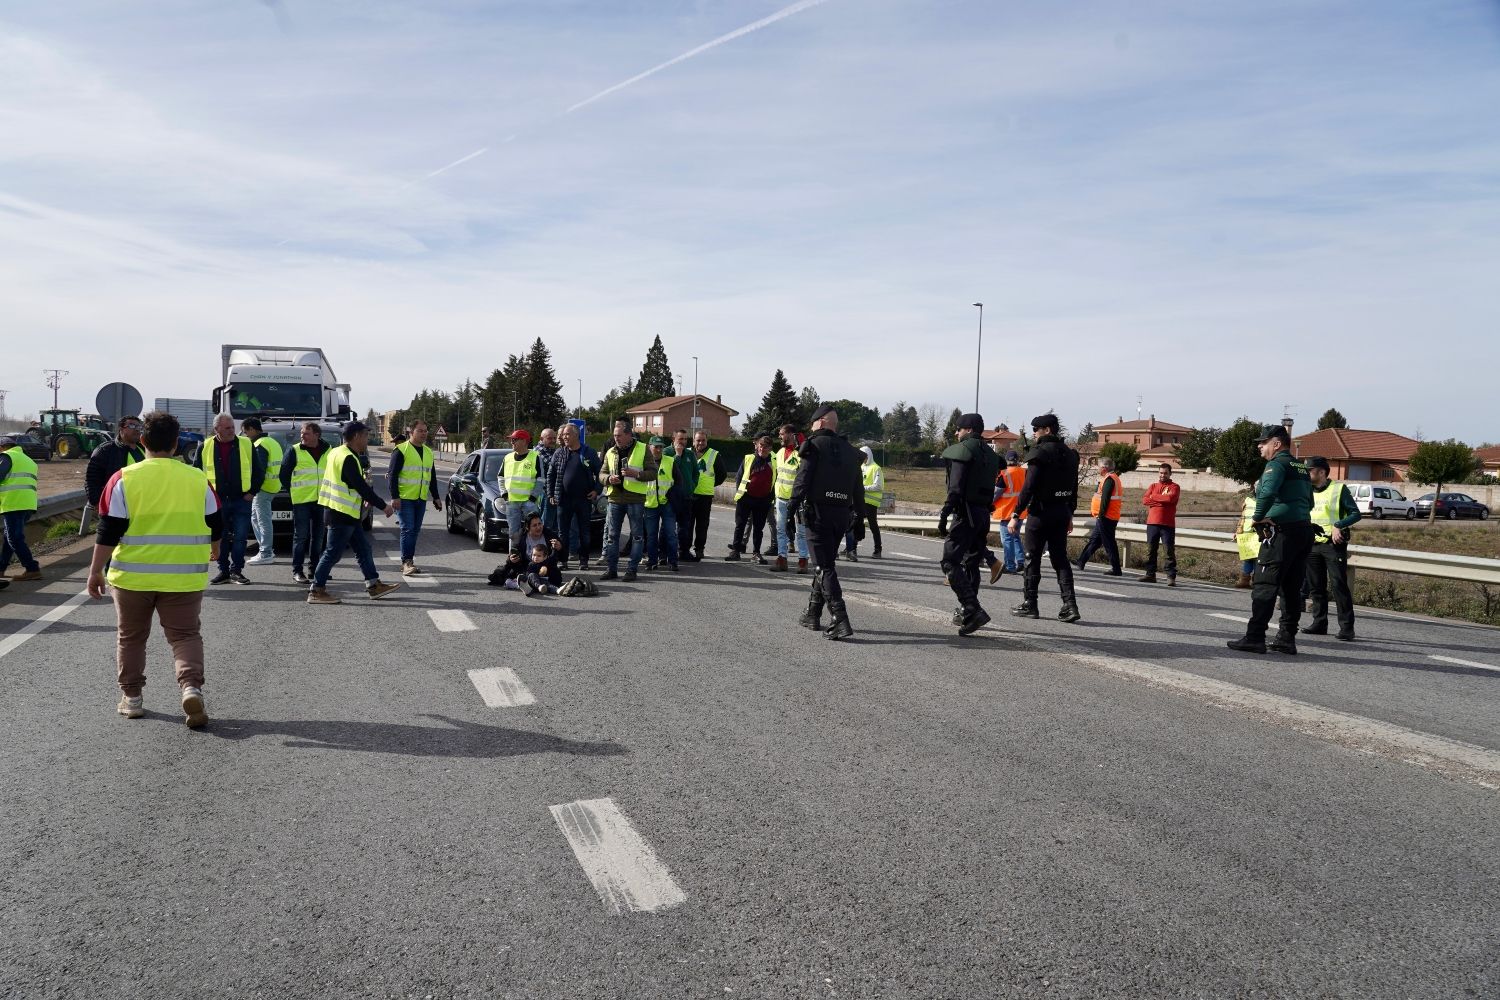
left=521, top=542, right=562, bottom=595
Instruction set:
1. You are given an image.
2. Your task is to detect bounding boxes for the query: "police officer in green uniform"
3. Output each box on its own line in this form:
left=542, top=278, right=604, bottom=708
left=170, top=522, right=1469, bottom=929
left=938, top=414, right=1002, bottom=635
left=1227, top=424, right=1315, bottom=655
left=1302, top=456, right=1361, bottom=641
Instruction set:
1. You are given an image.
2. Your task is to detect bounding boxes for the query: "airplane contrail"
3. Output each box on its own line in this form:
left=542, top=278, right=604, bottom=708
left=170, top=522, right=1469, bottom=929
left=566, top=0, right=832, bottom=114
left=424, top=146, right=491, bottom=179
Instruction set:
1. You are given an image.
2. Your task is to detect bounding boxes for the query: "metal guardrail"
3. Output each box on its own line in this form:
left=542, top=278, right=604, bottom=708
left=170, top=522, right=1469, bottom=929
left=881, top=514, right=1500, bottom=586
left=37, top=489, right=87, bottom=520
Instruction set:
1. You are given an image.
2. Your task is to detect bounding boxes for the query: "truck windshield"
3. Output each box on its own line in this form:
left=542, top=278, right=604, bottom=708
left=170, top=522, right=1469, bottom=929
left=227, top=383, right=322, bottom=418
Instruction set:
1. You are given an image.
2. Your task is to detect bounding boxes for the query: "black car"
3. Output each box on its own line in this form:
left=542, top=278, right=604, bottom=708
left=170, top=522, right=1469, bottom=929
left=11, top=433, right=52, bottom=462
left=445, top=448, right=606, bottom=552
left=1413, top=492, right=1490, bottom=520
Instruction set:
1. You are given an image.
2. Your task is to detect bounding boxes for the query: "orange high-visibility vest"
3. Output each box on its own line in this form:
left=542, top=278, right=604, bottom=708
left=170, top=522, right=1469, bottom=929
left=1090, top=472, right=1123, bottom=519
left=992, top=465, right=1028, bottom=520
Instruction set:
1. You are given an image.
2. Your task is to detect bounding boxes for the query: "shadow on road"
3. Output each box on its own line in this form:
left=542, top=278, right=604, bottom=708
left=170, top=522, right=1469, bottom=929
left=201, top=713, right=629, bottom=758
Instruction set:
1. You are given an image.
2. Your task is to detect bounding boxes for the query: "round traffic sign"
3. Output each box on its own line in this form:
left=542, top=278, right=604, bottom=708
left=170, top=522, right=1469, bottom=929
left=95, top=382, right=144, bottom=424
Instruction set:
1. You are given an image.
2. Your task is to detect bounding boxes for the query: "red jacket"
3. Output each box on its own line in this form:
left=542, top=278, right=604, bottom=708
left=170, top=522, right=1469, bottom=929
left=1142, top=481, right=1181, bottom=527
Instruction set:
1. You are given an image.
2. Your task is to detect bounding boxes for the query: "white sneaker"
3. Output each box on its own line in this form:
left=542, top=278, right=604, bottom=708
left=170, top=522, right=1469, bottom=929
left=181, top=686, right=208, bottom=728
left=117, top=694, right=144, bottom=719
left=246, top=554, right=275, bottom=565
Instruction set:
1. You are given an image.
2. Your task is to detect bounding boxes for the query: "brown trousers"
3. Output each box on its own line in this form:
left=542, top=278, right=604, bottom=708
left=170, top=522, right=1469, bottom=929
left=113, top=589, right=205, bottom=696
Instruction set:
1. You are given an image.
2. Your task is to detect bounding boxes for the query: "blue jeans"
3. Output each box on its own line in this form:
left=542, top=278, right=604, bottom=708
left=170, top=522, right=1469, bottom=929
left=292, top=502, right=325, bottom=574
left=555, top=496, right=592, bottom=562
left=505, top=500, right=539, bottom=543
left=645, top=505, right=678, bottom=567
left=313, top=517, right=380, bottom=589
left=251, top=491, right=275, bottom=557
left=0, top=510, right=39, bottom=574
left=218, top=497, right=252, bottom=573
left=775, top=497, right=809, bottom=559
left=399, top=499, right=427, bottom=562
left=604, top=502, right=644, bottom=573
left=1001, top=526, right=1025, bottom=572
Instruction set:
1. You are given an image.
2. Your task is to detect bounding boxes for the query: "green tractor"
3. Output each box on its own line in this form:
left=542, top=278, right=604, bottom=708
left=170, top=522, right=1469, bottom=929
left=33, top=408, right=113, bottom=460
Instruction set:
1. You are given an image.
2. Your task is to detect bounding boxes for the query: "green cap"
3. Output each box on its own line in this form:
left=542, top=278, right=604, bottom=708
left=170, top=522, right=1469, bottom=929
left=649, top=435, right=666, bottom=447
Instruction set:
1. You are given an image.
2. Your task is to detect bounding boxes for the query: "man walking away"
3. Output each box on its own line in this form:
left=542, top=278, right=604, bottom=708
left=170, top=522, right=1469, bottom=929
left=771, top=423, right=810, bottom=573
left=992, top=450, right=1027, bottom=581
left=307, top=421, right=401, bottom=604
left=1008, top=414, right=1082, bottom=624
left=845, top=446, right=884, bottom=561
left=243, top=418, right=282, bottom=566
left=547, top=423, right=599, bottom=571
left=686, top=430, right=723, bottom=562
left=194, top=413, right=266, bottom=585
left=86, top=411, right=220, bottom=727
left=1139, top=463, right=1181, bottom=585
left=938, top=415, right=1001, bottom=635
left=1302, top=456, right=1361, bottom=641
left=388, top=419, right=442, bottom=576
left=598, top=419, right=656, bottom=581
left=726, top=435, right=774, bottom=564
left=502, top=430, right=542, bottom=542
left=0, top=434, right=43, bottom=582
left=791, top=406, right=863, bottom=640
left=643, top=436, right=682, bottom=572
left=282, top=421, right=331, bottom=584
left=85, top=415, right=145, bottom=527
left=1075, top=457, right=1122, bottom=576
left=1227, top=424, right=1314, bottom=655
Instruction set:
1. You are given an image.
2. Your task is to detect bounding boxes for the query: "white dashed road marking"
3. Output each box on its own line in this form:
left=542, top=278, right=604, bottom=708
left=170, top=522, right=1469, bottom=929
left=1429, top=655, right=1500, bottom=675
left=1206, top=612, right=1245, bottom=624
left=892, top=552, right=925, bottom=561
left=0, top=590, right=90, bottom=660
left=402, top=574, right=438, bottom=586
left=467, top=667, right=536, bottom=706
left=550, top=797, right=687, bottom=915
left=428, top=609, right=476, bottom=632
left=1074, top=585, right=1126, bottom=598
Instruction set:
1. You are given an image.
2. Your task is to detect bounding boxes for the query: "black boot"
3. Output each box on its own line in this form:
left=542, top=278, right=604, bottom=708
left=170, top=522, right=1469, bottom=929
left=1227, top=635, right=1267, bottom=654
left=798, top=587, right=825, bottom=631
left=951, top=607, right=964, bottom=626
left=1268, top=630, right=1298, bottom=655
left=958, top=602, right=991, bottom=636
left=1011, top=601, right=1040, bottom=619
left=1057, top=601, right=1081, bottom=624
left=824, top=598, right=853, bottom=640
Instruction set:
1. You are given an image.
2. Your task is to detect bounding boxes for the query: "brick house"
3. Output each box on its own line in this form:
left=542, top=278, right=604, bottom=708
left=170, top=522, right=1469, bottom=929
left=625, top=394, right=738, bottom=439
left=1291, top=428, right=1419, bottom=482
left=1474, top=445, right=1500, bottom=475
left=1087, top=415, right=1194, bottom=468
left=982, top=424, right=1021, bottom=453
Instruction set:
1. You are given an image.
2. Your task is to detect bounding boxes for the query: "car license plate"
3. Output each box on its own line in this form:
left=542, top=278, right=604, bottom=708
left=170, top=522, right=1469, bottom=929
left=272, top=511, right=293, bottom=521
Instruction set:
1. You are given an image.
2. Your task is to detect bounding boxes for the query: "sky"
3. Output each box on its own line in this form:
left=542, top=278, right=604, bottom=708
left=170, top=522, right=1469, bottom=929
left=3, top=0, right=1499, bottom=440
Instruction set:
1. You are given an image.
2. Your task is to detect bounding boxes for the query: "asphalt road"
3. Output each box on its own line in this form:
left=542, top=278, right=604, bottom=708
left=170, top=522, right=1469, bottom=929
left=2, top=504, right=1497, bottom=999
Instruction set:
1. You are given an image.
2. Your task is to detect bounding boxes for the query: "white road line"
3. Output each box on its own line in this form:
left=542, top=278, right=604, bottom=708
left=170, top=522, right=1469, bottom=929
left=0, top=590, right=90, bottom=660
left=549, top=797, right=687, bottom=915
left=1074, top=585, right=1126, bottom=598
left=1206, top=612, right=1246, bottom=624
left=385, top=551, right=402, bottom=561
left=844, top=592, right=1500, bottom=790
left=892, top=552, right=925, bottom=561
left=1429, top=654, right=1500, bottom=675
left=427, top=609, right=476, bottom=632
left=467, top=667, right=536, bottom=706
left=402, top=574, right=438, bottom=586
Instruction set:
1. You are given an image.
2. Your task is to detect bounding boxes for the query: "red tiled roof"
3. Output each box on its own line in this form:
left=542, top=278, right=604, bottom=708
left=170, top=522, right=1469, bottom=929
left=982, top=429, right=1019, bottom=443
left=1094, top=416, right=1193, bottom=433
left=626, top=394, right=739, bottom=416
left=1292, top=428, right=1418, bottom=463
left=1474, top=445, right=1500, bottom=466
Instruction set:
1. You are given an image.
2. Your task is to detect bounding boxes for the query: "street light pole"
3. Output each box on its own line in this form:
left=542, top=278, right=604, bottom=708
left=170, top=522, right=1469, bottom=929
left=692, top=356, right=699, bottom=431
left=972, top=303, right=983, bottom=413
left=577, top=380, right=583, bottom=419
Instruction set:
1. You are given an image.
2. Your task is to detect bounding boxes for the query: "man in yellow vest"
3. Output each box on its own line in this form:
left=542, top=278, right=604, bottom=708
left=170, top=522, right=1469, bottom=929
left=1074, top=456, right=1123, bottom=576
left=307, top=421, right=401, bottom=604
left=280, top=421, right=332, bottom=584
left=85, top=411, right=220, bottom=726
left=1302, top=456, right=1361, bottom=641
left=243, top=417, right=283, bottom=567
left=844, top=446, right=884, bottom=561
left=502, top=429, right=542, bottom=544
left=1234, top=494, right=1259, bottom=589
left=771, top=423, right=810, bottom=573
left=597, top=419, right=656, bottom=581
left=387, top=418, right=442, bottom=576
left=643, top=436, right=682, bottom=571
left=193, top=413, right=266, bottom=585
left=0, top=434, right=44, bottom=583
left=682, top=429, right=723, bottom=562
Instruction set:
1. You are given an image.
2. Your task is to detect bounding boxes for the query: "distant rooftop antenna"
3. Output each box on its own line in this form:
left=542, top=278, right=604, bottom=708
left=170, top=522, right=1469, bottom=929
left=1136, top=395, right=1143, bottom=420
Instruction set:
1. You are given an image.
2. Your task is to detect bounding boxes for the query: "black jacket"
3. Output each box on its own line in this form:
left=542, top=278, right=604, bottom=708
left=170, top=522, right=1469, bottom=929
left=790, top=429, right=864, bottom=510
left=85, top=440, right=146, bottom=506
left=941, top=436, right=1001, bottom=511
left=1014, top=434, right=1080, bottom=515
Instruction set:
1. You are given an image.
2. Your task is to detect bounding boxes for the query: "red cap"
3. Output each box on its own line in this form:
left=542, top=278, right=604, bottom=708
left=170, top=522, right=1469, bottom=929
left=509, top=429, right=531, bottom=442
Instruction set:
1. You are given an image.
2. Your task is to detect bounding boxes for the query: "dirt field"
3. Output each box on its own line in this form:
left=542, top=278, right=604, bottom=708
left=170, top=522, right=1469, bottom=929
left=30, top=456, right=91, bottom=501
left=883, top=467, right=1244, bottom=515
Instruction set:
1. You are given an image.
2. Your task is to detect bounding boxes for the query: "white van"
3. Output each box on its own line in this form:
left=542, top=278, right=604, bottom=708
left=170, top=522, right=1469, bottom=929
left=1347, top=483, right=1416, bottom=519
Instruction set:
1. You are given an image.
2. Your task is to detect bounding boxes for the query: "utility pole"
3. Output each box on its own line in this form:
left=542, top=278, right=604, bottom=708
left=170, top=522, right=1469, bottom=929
left=971, top=304, right=983, bottom=413
left=44, top=369, right=68, bottom=410
left=577, top=379, right=583, bottom=419
left=692, top=356, right=699, bottom=431
left=0, top=389, right=8, bottom=424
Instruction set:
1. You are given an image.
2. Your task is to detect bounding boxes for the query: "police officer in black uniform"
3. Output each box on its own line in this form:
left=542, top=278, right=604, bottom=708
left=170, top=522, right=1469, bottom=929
left=1227, top=424, right=1315, bottom=654
left=1008, top=413, right=1082, bottom=624
left=790, top=405, right=864, bottom=641
left=937, top=414, right=1002, bottom=635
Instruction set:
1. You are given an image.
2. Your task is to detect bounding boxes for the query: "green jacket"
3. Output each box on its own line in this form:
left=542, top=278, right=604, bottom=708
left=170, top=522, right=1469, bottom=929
left=667, top=445, right=699, bottom=495
left=1252, top=450, right=1313, bottom=524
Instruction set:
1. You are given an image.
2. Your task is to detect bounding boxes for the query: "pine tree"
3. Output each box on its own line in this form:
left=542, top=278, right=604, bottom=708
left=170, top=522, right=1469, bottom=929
left=637, top=335, right=675, bottom=399
left=747, top=370, right=802, bottom=435
left=521, top=338, right=567, bottom=430
left=1317, top=408, right=1349, bottom=430
left=943, top=407, right=963, bottom=443
left=882, top=401, right=922, bottom=447
left=795, top=386, right=821, bottom=429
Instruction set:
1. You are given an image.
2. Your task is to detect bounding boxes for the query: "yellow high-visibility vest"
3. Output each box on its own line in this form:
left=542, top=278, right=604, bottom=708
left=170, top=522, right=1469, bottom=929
left=0, top=450, right=39, bottom=513
left=646, top=454, right=675, bottom=510
left=693, top=448, right=718, bottom=496
left=106, top=459, right=212, bottom=593
left=317, top=445, right=362, bottom=519
left=1310, top=481, right=1344, bottom=538
left=503, top=450, right=540, bottom=502
left=862, top=461, right=883, bottom=507
left=202, top=435, right=253, bottom=492
left=396, top=441, right=435, bottom=501
left=288, top=445, right=329, bottom=505
left=1236, top=496, right=1260, bottom=561
left=606, top=442, right=650, bottom=496
left=254, top=435, right=283, bottom=494
left=773, top=447, right=800, bottom=501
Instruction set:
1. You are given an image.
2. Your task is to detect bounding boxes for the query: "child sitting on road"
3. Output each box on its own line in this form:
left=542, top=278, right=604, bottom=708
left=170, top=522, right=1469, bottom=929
left=521, top=542, right=561, bottom=595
